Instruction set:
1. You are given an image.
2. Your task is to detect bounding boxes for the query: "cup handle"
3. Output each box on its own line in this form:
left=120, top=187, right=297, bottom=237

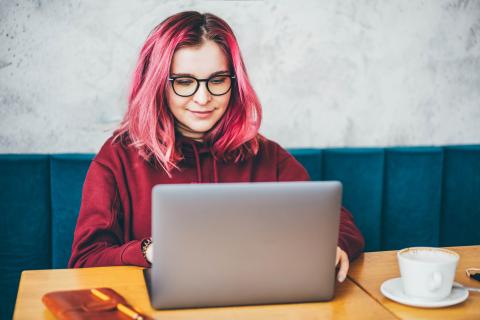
left=428, top=271, right=443, bottom=291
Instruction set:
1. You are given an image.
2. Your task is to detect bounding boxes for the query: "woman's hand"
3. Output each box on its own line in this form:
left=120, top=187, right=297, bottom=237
left=336, top=246, right=349, bottom=282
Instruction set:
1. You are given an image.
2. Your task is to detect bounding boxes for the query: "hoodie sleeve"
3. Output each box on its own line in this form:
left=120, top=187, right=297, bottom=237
left=68, top=160, right=150, bottom=268
left=276, top=145, right=365, bottom=261
left=337, top=207, right=365, bottom=261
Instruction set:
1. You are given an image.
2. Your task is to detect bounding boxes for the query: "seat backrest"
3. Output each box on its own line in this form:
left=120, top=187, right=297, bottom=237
left=290, top=145, right=480, bottom=252
left=50, top=154, right=94, bottom=268
left=0, top=155, right=51, bottom=319
left=1, top=145, right=480, bottom=319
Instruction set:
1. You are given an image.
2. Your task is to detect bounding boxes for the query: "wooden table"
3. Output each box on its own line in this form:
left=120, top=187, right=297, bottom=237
left=348, top=245, right=480, bottom=320
left=13, top=267, right=394, bottom=319
left=13, top=246, right=479, bottom=319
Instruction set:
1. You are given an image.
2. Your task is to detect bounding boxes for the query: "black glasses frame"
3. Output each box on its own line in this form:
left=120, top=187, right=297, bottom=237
left=466, top=268, right=480, bottom=281
left=168, top=74, right=236, bottom=97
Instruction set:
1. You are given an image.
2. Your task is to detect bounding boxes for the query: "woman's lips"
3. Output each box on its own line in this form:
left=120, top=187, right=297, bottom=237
left=188, top=109, right=214, bottom=119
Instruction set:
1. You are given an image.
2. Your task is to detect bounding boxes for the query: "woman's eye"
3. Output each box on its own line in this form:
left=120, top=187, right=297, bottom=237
left=210, top=77, right=226, bottom=84
left=176, top=79, right=194, bottom=86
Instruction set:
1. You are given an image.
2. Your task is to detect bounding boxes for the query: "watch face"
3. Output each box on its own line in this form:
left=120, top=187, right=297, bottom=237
left=142, top=238, right=153, bottom=262
left=146, top=244, right=153, bottom=263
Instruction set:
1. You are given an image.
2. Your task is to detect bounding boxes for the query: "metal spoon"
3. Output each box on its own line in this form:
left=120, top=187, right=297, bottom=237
left=453, top=281, right=480, bottom=292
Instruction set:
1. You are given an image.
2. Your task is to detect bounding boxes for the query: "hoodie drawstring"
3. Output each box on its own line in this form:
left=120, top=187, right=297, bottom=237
left=191, top=143, right=202, bottom=183
left=190, top=142, right=219, bottom=183
left=211, top=148, right=218, bottom=183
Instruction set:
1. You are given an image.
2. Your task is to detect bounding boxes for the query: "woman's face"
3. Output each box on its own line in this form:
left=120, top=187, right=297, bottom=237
left=167, top=40, right=231, bottom=141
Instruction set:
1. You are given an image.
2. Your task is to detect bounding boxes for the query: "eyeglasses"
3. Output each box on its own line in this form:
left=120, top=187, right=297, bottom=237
left=168, top=74, right=235, bottom=97
left=466, top=268, right=480, bottom=281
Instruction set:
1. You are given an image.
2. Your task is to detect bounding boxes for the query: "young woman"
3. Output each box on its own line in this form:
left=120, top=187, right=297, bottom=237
left=69, top=11, right=364, bottom=283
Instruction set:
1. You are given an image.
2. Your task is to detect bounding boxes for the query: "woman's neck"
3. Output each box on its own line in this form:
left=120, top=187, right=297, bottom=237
left=175, top=122, right=204, bottom=142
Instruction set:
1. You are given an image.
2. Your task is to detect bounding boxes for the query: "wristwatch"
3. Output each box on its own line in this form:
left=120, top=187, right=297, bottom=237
left=141, top=237, right=152, bottom=263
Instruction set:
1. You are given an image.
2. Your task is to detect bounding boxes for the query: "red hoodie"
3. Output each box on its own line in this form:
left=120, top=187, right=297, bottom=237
left=69, top=135, right=364, bottom=268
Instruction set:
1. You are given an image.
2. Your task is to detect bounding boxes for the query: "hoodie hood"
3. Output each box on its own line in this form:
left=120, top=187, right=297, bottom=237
left=175, top=134, right=218, bottom=183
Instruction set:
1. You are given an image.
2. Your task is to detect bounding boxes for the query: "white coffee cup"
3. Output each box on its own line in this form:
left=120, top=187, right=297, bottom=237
left=397, top=247, right=459, bottom=301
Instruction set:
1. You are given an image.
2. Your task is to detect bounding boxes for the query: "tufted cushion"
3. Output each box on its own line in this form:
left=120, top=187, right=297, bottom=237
left=50, top=154, right=94, bottom=268
left=0, top=155, right=51, bottom=320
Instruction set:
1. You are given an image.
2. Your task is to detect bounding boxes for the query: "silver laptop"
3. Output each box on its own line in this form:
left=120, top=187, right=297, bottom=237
left=145, top=181, right=342, bottom=309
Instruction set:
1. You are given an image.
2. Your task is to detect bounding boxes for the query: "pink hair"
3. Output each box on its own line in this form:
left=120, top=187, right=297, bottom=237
left=114, top=11, right=262, bottom=173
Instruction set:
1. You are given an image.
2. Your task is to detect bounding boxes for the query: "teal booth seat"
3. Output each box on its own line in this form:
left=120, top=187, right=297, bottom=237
left=1, top=145, right=480, bottom=319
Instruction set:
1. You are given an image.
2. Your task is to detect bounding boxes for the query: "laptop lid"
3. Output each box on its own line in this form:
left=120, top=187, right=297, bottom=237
left=149, top=181, right=342, bottom=309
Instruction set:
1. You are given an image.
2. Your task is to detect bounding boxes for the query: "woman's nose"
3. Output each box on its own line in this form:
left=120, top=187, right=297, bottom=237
left=193, top=82, right=212, bottom=105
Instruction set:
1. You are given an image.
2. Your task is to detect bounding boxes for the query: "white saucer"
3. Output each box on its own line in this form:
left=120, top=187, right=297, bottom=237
left=380, top=277, right=469, bottom=308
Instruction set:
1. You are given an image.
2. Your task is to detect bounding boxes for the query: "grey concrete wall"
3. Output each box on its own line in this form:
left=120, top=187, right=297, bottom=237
left=1, top=0, right=479, bottom=153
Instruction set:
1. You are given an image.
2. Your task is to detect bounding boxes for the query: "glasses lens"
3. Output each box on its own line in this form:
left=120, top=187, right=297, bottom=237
left=172, top=77, right=197, bottom=96
left=207, top=76, right=232, bottom=95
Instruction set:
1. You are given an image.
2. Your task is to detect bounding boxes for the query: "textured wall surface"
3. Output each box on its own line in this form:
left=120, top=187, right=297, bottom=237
left=1, top=0, right=479, bottom=152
